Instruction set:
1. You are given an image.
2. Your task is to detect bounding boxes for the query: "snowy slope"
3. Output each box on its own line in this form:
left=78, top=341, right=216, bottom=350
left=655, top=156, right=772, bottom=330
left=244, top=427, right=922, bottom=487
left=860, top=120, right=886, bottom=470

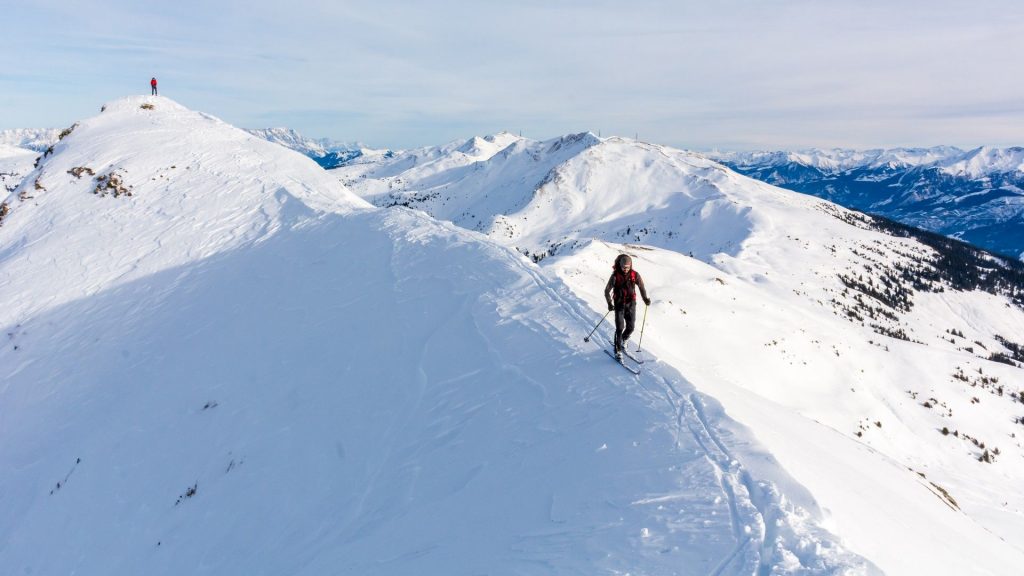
left=337, top=134, right=1024, bottom=575
left=0, top=95, right=368, bottom=328
left=0, top=144, right=37, bottom=195
left=0, top=99, right=876, bottom=574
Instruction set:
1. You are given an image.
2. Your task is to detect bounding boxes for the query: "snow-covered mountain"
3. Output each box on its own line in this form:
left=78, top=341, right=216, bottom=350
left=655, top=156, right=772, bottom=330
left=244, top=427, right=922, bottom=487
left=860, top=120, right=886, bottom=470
left=0, top=129, right=67, bottom=195
left=0, top=144, right=37, bottom=195
left=335, top=132, right=1024, bottom=575
left=0, top=128, right=61, bottom=152
left=245, top=127, right=390, bottom=169
left=709, top=147, right=1024, bottom=261
left=0, top=97, right=893, bottom=574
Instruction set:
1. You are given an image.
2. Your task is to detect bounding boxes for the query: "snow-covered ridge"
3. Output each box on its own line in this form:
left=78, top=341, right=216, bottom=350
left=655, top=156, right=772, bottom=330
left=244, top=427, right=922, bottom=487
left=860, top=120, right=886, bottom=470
left=336, top=130, right=1024, bottom=575
left=708, top=146, right=1024, bottom=177
left=0, top=95, right=369, bottom=326
left=0, top=97, right=880, bottom=575
left=3, top=95, right=1024, bottom=575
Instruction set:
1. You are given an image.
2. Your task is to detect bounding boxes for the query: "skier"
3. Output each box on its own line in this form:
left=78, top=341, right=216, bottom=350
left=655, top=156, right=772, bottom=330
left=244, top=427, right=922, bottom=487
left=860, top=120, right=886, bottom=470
left=604, top=254, right=651, bottom=361
left=150, top=77, right=158, bottom=95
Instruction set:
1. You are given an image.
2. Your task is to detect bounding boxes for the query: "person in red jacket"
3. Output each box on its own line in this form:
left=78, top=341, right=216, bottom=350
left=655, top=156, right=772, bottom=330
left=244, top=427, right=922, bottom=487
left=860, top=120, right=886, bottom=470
left=150, top=77, right=158, bottom=95
left=604, top=254, right=651, bottom=360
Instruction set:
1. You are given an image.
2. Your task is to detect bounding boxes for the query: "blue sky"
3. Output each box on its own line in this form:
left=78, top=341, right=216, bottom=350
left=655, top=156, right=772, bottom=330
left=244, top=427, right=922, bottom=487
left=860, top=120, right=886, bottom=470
left=2, top=0, right=1022, bottom=150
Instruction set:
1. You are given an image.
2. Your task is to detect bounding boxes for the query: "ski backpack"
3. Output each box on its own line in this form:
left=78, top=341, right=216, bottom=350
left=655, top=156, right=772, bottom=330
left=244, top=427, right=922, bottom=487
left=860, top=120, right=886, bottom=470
left=611, top=266, right=638, bottom=302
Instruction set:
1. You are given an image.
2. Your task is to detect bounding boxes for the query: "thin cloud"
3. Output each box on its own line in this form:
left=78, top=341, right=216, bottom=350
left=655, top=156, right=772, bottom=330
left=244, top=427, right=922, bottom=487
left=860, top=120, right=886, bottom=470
left=2, top=1, right=1022, bottom=149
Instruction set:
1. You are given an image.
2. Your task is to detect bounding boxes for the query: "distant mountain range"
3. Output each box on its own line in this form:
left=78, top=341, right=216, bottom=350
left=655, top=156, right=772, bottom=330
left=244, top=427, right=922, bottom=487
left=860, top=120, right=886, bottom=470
left=708, top=147, right=1024, bottom=260
left=242, top=128, right=390, bottom=169
left=7, top=125, right=1022, bottom=261
left=0, top=128, right=61, bottom=152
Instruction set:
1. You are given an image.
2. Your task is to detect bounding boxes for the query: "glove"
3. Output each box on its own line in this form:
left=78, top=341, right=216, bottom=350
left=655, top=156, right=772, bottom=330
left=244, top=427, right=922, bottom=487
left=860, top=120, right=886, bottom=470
left=643, top=297, right=651, bottom=306
left=608, top=303, right=614, bottom=311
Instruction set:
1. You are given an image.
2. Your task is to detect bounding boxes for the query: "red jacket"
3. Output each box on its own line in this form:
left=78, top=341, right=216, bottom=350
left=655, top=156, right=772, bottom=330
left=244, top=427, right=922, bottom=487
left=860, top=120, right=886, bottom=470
left=151, top=78, right=157, bottom=87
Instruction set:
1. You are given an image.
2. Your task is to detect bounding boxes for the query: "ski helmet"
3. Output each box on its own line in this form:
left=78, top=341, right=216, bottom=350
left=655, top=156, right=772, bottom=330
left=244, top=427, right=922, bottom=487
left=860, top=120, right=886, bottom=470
left=615, top=254, right=632, bottom=270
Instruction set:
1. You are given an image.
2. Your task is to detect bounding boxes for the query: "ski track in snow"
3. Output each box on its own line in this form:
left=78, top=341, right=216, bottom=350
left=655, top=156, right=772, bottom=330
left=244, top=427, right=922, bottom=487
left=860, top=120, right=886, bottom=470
left=451, top=219, right=860, bottom=574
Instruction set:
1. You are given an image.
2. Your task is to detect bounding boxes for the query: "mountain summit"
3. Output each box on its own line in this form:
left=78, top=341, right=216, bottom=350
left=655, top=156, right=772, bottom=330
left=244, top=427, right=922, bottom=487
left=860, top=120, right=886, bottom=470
left=1, top=95, right=368, bottom=327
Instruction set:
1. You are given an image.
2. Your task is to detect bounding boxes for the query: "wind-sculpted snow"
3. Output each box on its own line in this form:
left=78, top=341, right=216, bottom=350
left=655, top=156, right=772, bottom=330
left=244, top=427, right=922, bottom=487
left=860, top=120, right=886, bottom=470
left=0, top=203, right=870, bottom=574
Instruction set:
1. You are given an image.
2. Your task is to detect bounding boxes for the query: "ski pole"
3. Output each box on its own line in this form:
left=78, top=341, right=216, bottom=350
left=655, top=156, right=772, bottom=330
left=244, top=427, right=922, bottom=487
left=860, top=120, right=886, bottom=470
left=636, top=302, right=649, bottom=352
left=583, top=310, right=612, bottom=342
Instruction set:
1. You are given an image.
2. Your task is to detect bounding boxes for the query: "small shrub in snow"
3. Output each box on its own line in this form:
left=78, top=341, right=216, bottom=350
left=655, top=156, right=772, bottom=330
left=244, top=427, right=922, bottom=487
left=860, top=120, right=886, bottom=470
left=67, top=166, right=95, bottom=179
left=0, top=201, right=9, bottom=226
left=140, top=103, right=155, bottom=110
left=93, top=171, right=132, bottom=198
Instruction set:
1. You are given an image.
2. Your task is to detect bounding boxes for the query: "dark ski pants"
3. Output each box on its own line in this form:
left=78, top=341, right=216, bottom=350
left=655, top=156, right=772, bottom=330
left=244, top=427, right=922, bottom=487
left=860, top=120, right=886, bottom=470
left=151, top=87, right=158, bottom=95
left=614, top=301, right=636, bottom=352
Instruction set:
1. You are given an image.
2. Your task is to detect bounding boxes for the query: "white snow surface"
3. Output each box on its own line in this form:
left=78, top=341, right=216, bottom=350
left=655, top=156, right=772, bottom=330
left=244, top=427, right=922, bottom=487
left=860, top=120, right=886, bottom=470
left=0, top=95, right=368, bottom=327
left=0, top=144, right=38, bottom=194
left=336, top=132, right=1024, bottom=575
left=0, top=99, right=883, bottom=574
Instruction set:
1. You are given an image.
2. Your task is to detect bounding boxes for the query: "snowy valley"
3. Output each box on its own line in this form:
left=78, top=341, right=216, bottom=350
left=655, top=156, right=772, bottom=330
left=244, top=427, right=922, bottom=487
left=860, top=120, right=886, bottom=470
left=1, top=98, right=1023, bottom=575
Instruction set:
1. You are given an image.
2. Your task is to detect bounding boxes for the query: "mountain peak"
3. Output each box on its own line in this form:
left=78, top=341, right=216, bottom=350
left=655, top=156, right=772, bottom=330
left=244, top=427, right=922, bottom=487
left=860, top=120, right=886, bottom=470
left=1, top=95, right=369, bottom=325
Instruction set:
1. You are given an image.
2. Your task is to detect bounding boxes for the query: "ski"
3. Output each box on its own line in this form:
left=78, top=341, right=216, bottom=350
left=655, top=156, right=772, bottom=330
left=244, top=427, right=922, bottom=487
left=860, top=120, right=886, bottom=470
left=609, top=340, right=645, bottom=364
left=605, top=349, right=640, bottom=375
left=622, top=348, right=645, bottom=364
